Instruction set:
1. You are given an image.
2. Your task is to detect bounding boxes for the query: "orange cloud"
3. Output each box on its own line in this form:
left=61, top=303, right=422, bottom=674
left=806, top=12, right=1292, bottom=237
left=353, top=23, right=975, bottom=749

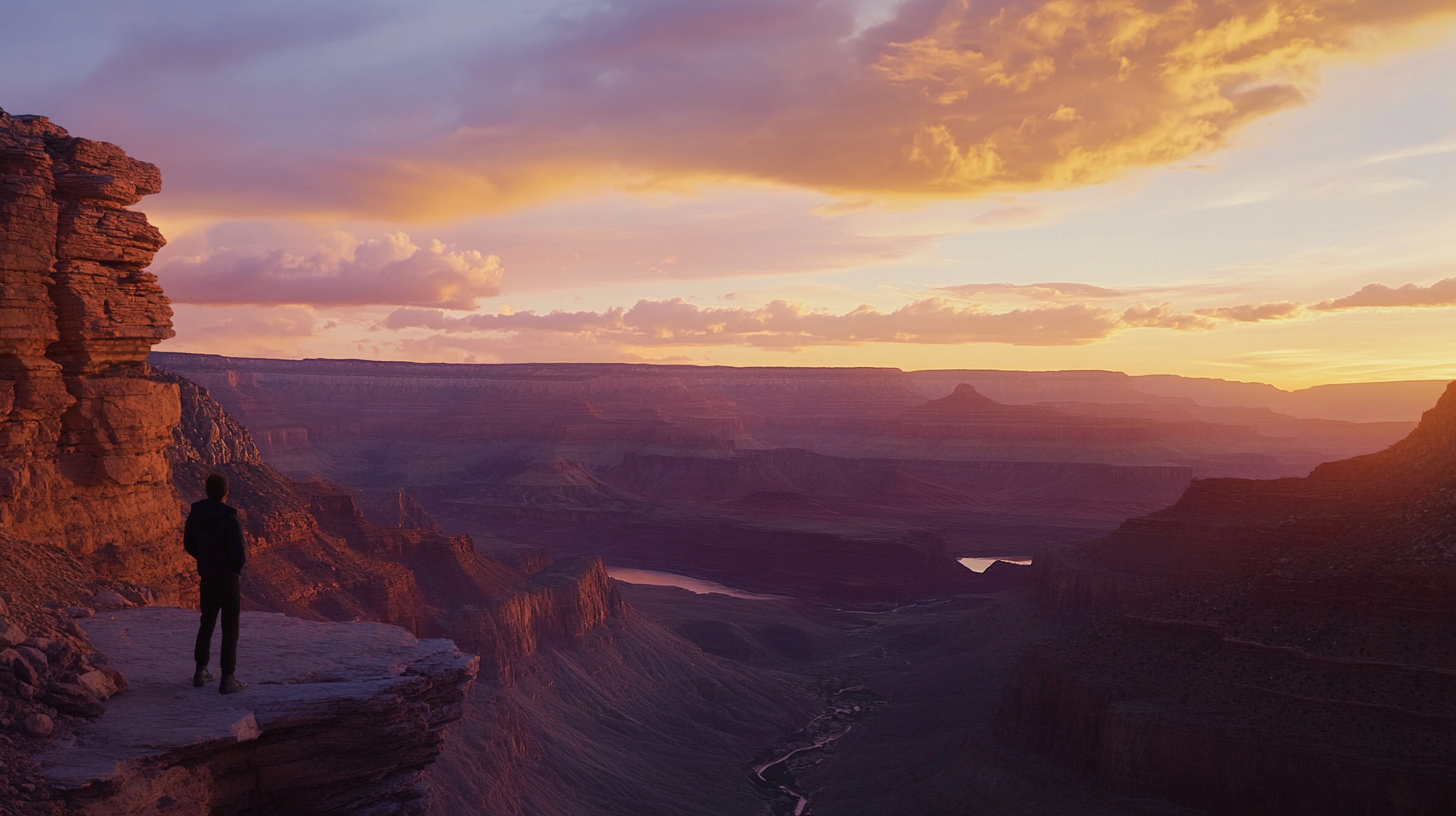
left=55, top=0, right=1452, bottom=219
left=392, top=0, right=1456, bottom=214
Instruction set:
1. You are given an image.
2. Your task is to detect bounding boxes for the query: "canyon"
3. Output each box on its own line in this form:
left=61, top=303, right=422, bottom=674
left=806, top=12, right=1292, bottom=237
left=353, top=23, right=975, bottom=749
left=6, top=109, right=1454, bottom=815
left=0, top=110, right=823, bottom=816
left=149, top=353, right=1418, bottom=603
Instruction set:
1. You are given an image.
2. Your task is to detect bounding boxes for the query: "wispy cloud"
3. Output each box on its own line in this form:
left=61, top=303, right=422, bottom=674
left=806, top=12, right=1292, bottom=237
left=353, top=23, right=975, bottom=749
left=1360, top=138, right=1456, bottom=165
left=939, top=281, right=1129, bottom=301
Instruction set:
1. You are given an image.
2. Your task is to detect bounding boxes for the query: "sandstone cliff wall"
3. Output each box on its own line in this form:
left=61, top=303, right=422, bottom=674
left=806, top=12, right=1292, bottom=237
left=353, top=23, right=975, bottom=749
left=1, top=113, right=488, bottom=816
left=997, top=382, right=1456, bottom=814
left=0, top=110, right=186, bottom=600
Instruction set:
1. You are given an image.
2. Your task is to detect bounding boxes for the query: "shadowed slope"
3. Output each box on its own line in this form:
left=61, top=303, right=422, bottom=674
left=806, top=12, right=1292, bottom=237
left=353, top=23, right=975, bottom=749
left=1000, top=382, right=1456, bottom=815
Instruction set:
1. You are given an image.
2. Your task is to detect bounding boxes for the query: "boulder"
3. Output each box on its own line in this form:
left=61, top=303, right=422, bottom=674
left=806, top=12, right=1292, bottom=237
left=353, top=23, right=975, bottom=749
left=91, top=590, right=131, bottom=610
left=76, top=669, right=117, bottom=700
left=23, top=712, right=54, bottom=738
left=1, top=623, right=27, bottom=648
left=7, top=648, right=41, bottom=687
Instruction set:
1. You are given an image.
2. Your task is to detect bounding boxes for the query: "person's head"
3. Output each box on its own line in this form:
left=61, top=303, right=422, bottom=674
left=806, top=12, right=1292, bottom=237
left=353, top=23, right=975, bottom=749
left=205, top=473, right=229, bottom=502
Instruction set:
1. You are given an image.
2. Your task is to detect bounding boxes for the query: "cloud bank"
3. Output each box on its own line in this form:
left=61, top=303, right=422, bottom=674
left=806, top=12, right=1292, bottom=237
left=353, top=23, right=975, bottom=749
left=158, top=232, right=503, bottom=308
left=385, top=297, right=1213, bottom=349
left=16, top=0, right=1454, bottom=217
left=375, top=272, right=1456, bottom=353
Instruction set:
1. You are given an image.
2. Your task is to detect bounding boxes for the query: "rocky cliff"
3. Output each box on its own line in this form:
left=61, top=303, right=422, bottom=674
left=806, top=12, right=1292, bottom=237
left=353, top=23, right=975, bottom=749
left=0, top=114, right=483, bottom=816
left=0, top=109, right=187, bottom=601
left=41, top=608, right=477, bottom=816
left=997, top=382, right=1456, bottom=814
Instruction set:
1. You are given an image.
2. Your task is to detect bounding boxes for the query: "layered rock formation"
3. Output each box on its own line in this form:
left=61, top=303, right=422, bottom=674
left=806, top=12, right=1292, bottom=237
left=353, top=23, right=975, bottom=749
left=159, top=369, right=827, bottom=816
left=998, top=382, right=1456, bottom=814
left=41, top=607, right=477, bottom=816
left=0, top=109, right=186, bottom=600
left=147, top=354, right=1416, bottom=603
left=1, top=114, right=488, bottom=816
left=157, top=368, right=623, bottom=682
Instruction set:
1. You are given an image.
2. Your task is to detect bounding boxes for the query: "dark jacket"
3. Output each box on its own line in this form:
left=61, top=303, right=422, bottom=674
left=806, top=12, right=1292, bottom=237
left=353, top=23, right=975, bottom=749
left=184, top=499, right=247, bottom=581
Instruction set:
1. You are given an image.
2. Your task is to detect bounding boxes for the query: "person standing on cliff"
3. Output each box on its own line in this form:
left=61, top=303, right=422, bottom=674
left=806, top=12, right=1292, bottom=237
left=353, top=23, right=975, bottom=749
left=184, top=473, right=248, bottom=694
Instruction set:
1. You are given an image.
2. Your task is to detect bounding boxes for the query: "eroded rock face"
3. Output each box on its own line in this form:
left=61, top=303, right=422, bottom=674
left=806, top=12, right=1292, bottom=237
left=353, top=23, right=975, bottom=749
left=999, top=382, right=1456, bottom=815
left=0, top=110, right=185, bottom=600
left=40, top=607, right=478, bottom=816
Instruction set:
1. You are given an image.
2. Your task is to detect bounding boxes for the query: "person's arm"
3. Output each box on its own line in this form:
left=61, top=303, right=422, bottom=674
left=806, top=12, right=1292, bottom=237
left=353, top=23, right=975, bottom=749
left=225, top=516, right=247, bottom=574
left=183, top=516, right=197, bottom=559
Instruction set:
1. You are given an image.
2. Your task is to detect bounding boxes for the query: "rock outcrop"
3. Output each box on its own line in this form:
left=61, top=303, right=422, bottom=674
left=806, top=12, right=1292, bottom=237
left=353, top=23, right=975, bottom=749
left=40, top=607, right=477, bottom=815
left=0, top=114, right=488, bottom=816
left=997, top=382, right=1456, bottom=814
left=0, top=109, right=186, bottom=601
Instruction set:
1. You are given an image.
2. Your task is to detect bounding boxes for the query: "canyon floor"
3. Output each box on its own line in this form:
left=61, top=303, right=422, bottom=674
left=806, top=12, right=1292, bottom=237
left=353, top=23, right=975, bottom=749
left=599, top=579, right=1193, bottom=816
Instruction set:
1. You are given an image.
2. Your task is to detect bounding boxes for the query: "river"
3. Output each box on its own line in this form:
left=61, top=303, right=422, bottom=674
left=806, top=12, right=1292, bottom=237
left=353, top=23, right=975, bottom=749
left=606, top=568, right=786, bottom=601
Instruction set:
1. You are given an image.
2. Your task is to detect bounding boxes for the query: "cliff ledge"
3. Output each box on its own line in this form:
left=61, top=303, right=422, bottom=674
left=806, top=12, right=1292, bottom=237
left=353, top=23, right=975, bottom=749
left=39, top=607, right=478, bottom=816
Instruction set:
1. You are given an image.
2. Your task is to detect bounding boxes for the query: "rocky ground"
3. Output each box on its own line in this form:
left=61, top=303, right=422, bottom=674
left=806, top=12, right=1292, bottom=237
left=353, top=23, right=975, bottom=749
left=39, top=608, right=477, bottom=816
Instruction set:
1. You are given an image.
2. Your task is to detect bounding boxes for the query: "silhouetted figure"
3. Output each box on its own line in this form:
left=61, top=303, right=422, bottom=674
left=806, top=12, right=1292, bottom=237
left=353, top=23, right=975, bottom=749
left=184, top=473, right=248, bottom=694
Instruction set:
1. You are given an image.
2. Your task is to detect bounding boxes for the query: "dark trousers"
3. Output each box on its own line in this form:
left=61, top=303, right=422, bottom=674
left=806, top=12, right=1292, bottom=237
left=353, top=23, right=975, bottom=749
left=195, top=577, right=241, bottom=675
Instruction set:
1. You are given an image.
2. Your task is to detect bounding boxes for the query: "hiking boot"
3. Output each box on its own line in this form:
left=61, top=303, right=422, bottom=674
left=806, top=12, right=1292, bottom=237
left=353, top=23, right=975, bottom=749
left=193, top=667, right=215, bottom=688
left=219, top=675, right=248, bottom=695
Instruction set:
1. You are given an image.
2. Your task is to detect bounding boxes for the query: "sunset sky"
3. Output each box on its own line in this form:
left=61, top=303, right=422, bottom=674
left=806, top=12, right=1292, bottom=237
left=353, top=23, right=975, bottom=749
left=5, top=0, right=1456, bottom=387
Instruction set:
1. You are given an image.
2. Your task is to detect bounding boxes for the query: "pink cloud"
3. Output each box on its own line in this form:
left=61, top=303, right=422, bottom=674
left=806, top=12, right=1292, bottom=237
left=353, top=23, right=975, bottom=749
left=157, top=232, right=502, bottom=308
left=1120, top=304, right=1215, bottom=331
left=1312, top=277, right=1456, bottom=311
left=384, top=295, right=1214, bottom=349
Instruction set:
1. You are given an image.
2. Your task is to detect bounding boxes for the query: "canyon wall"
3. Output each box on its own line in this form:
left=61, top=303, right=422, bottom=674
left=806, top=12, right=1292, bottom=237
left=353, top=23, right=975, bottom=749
left=0, top=113, right=488, bottom=815
left=997, top=382, right=1456, bottom=814
left=0, top=110, right=187, bottom=600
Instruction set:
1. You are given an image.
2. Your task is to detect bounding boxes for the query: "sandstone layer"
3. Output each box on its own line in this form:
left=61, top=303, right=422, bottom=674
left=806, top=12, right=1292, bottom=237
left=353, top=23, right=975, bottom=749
left=998, top=382, right=1456, bottom=814
left=40, top=607, right=478, bottom=816
left=1, top=113, right=491, bottom=816
left=0, top=109, right=186, bottom=600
